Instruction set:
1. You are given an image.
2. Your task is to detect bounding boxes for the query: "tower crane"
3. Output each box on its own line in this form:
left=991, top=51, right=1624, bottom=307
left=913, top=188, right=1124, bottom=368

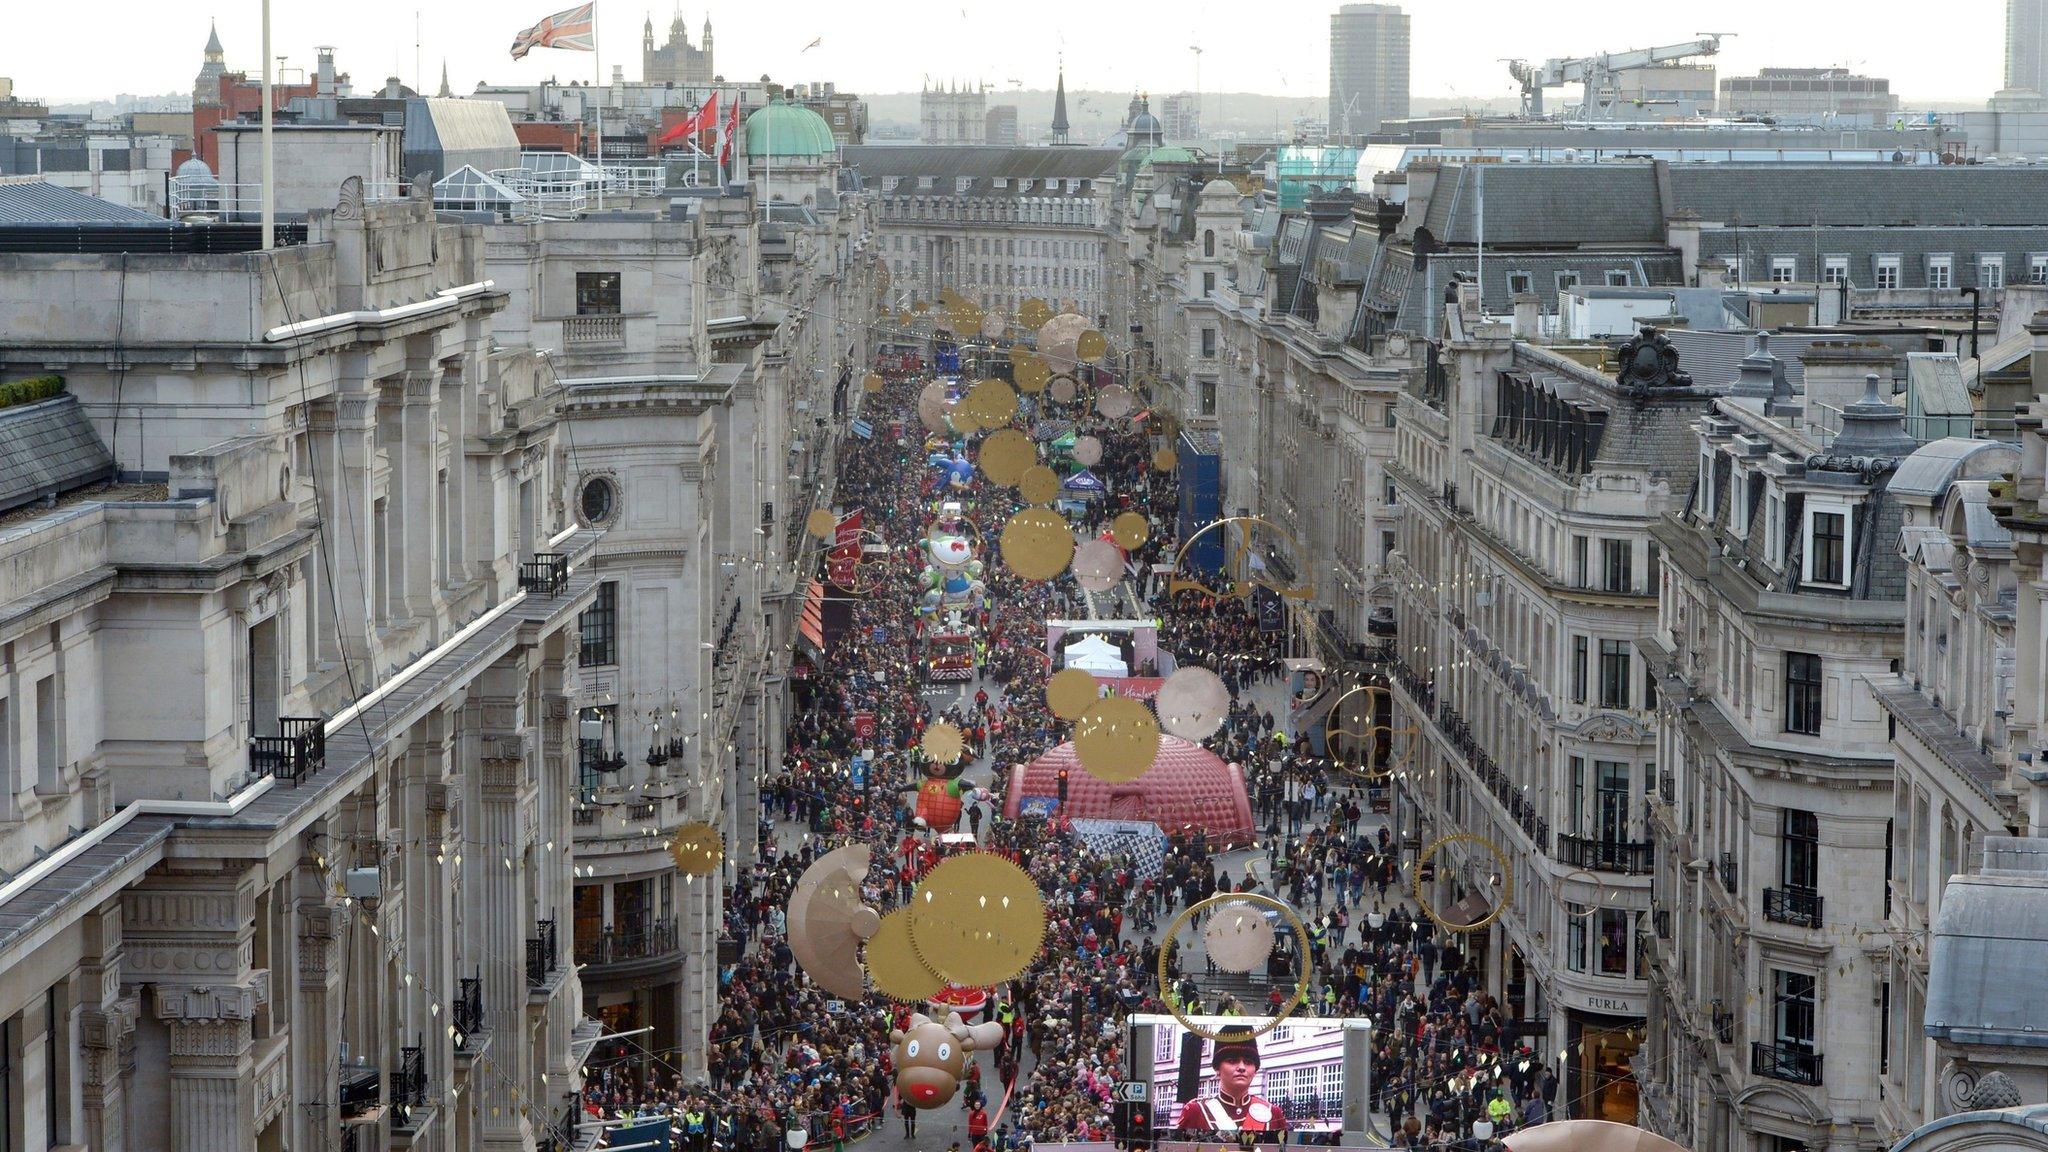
left=1505, top=35, right=1725, bottom=121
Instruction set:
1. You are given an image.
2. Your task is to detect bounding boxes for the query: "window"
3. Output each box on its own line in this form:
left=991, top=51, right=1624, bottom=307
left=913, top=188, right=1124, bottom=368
left=1875, top=255, right=1901, bottom=290
left=1570, top=756, right=1586, bottom=835
left=1200, top=328, right=1217, bottom=358
left=1725, top=256, right=1744, bottom=283
left=1381, top=530, right=1397, bottom=561
left=1556, top=271, right=1581, bottom=293
left=1697, top=450, right=1717, bottom=521
left=575, top=271, right=622, bottom=315
left=1200, top=379, right=1217, bottom=417
left=1572, top=636, right=1589, bottom=704
left=1599, top=639, right=1631, bottom=709
left=1765, top=488, right=1786, bottom=567
left=1202, top=271, right=1216, bottom=295
left=1880, top=981, right=1893, bottom=1076
left=1506, top=271, right=1533, bottom=296
left=1927, top=255, right=1953, bottom=290
left=2033, top=253, right=2048, bottom=285
left=1785, top=652, right=1823, bottom=735
left=1596, top=760, right=1631, bottom=843
left=1567, top=907, right=1589, bottom=971
left=1605, top=269, right=1630, bottom=287
left=1203, top=229, right=1216, bottom=257
left=580, top=581, right=618, bottom=667
left=1573, top=535, right=1590, bottom=588
left=1730, top=470, right=1751, bottom=538
left=1597, top=907, right=1630, bottom=975
left=34, top=676, right=60, bottom=792
left=1805, top=506, right=1849, bottom=586
left=1601, top=539, right=1633, bottom=593
left=1770, top=256, right=1796, bottom=284
left=1773, top=969, right=1817, bottom=1049
left=1783, top=809, right=1819, bottom=890
left=1823, top=256, right=1849, bottom=285
left=577, top=705, right=617, bottom=793
left=1980, top=255, right=2005, bottom=289
left=579, top=475, right=617, bottom=526
left=1383, top=477, right=1398, bottom=507
left=1384, top=404, right=1398, bottom=429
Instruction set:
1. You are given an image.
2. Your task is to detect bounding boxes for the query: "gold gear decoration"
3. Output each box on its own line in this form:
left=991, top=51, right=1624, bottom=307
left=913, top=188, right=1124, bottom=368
left=669, top=821, right=725, bottom=876
left=921, top=721, right=966, bottom=766
left=825, top=529, right=888, bottom=595
left=1076, top=329, right=1108, bottom=363
left=1412, top=833, right=1513, bottom=935
left=866, top=907, right=946, bottom=1001
left=1018, top=298, right=1054, bottom=330
left=978, top=429, right=1037, bottom=487
left=1152, top=447, right=1179, bottom=473
left=1157, top=891, right=1311, bottom=1043
left=1017, top=465, right=1061, bottom=505
left=1013, top=354, right=1051, bottom=395
left=965, top=379, right=1019, bottom=426
left=863, top=373, right=885, bottom=394
left=906, top=852, right=1048, bottom=987
left=1073, top=695, right=1160, bottom=783
left=807, top=509, right=840, bottom=541
left=1000, top=508, right=1073, bottom=581
left=1046, top=667, right=1101, bottom=721
left=1111, top=511, right=1150, bottom=550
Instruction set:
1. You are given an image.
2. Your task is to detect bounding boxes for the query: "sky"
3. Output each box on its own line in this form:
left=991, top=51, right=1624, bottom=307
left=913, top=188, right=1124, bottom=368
left=10, top=0, right=2009, bottom=107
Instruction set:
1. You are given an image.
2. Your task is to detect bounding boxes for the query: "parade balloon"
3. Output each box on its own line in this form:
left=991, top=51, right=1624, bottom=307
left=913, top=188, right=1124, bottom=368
left=891, top=1012, right=1006, bottom=1110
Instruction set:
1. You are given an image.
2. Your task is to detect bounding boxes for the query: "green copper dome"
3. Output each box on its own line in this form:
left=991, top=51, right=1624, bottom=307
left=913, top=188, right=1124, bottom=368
left=1139, top=146, right=1198, bottom=169
left=745, top=99, right=836, bottom=159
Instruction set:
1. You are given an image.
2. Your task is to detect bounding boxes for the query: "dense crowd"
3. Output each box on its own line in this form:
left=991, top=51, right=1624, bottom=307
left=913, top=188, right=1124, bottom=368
left=581, top=365, right=1555, bottom=1152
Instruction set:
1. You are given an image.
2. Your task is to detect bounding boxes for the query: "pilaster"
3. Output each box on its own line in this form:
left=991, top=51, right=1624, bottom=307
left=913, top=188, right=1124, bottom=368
left=153, top=976, right=270, bottom=1151
left=78, top=905, right=137, bottom=1152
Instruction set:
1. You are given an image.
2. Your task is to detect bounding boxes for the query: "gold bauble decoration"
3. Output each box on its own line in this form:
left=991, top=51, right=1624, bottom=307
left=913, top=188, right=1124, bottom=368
left=1046, top=667, right=1101, bottom=721
left=978, top=430, right=1037, bottom=487
left=906, top=852, right=1047, bottom=987
left=1000, top=508, right=1074, bottom=581
left=1111, top=511, right=1150, bottom=550
left=1073, top=695, right=1160, bottom=783
left=1017, top=465, right=1062, bottom=505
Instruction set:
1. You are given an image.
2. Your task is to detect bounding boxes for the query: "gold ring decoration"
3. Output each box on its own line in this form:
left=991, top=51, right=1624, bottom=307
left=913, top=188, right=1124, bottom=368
left=1047, top=373, right=1080, bottom=405
left=1559, top=870, right=1602, bottom=917
left=1170, top=516, right=1316, bottom=602
left=1157, top=891, right=1312, bottom=1043
left=825, top=528, right=889, bottom=595
left=1412, top=833, right=1513, bottom=935
left=1324, top=685, right=1415, bottom=783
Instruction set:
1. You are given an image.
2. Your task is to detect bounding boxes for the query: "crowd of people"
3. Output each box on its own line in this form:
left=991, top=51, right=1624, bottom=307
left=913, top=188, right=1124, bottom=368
left=578, top=360, right=1557, bottom=1152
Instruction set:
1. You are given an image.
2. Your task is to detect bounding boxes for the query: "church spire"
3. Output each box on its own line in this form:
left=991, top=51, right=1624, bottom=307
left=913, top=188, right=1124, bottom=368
left=1050, top=58, right=1070, bottom=145
left=437, top=58, right=451, bottom=98
left=204, top=19, right=224, bottom=59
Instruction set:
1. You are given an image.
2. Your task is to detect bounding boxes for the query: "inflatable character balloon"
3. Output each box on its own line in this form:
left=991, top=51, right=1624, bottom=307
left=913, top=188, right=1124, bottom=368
left=891, top=1012, right=1007, bottom=1109
left=927, top=448, right=975, bottom=490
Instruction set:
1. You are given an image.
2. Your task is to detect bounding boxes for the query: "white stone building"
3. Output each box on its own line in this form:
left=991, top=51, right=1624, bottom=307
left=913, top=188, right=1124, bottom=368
left=0, top=188, right=600, bottom=1151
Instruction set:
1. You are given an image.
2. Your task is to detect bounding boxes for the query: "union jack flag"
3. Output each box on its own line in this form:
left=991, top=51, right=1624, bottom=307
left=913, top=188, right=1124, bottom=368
left=510, top=3, right=595, bottom=59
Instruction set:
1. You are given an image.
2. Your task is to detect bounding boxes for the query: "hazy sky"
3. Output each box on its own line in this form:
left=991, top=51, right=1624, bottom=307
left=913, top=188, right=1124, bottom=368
left=13, top=0, right=2007, bottom=106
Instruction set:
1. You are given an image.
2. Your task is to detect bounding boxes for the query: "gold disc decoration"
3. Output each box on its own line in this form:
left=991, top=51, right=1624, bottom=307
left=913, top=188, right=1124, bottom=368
left=669, top=821, right=725, bottom=876
left=866, top=907, right=946, bottom=1001
left=978, top=429, right=1036, bottom=487
left=1095, top=384, right=1134, bottom=419
left=980, top=310, right=1008, bottom=340
left=1017, top=465, right=1061, bottom=505
left=906, top=852, right=1048, bottom=987
left=1152, top=447, right=1180, bottom=473
left=1155, top=666, right=1230, bottom=741
left=1071, top=538, right=1125, bottom=594
left=1048, top=374, right=1078, bottom=405
left=1000, top=507, right=1074, bottom=581
left=1203, top=899, right=1278, bottom=974
left=1046, top=667, right=1101, bottom=721
left=965, top=379, right=1018, bottom=426
left=950, top=302, right=985, bottom=336
left=918, top=381, right=953, bottom=433
left=1013, top=353, right=1051, bottom=394
left=1111, top=511, right=1150, bottom=550
left=1412, top=833, right=1513, bottom=935
left=1073, top=695, right=1160, bottom=783
left=1158, top=891, right=1311, bottom=1042
left=949, top=407, right=984, bottom=437
left=863, top=373, right=884, bottom=394
left=1076, top=329, right=1108, bottom=363
left=807, top=509, right=840, bottom=541
left=1018, top=297, right=1054, bottom=330
left=921, top=721, right=966, bottom=766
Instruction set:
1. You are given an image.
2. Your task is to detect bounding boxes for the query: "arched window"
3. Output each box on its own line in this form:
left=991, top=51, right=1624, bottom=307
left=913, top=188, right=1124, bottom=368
left=1203, top=229, right=1216, bottom=258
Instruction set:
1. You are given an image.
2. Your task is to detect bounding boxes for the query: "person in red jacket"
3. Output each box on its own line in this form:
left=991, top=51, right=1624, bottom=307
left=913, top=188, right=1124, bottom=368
left=967, top=1102, right=991, bottom=1144
left=1176, top=1035, right=1289, bottom=1138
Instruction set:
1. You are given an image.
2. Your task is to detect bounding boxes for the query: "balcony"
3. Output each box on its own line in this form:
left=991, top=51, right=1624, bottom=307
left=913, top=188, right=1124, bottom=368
left=390, top=1044, right=426, bottom=1129
left=1556, top=833, right=1656, bottom=876
left=526, top=917, right=560, bottom=987
left=575, top=917, right=680, bottom=972
left=454, top=975, right=485, bottom=1048
left=1763, top=887, right=1824, bottom=929
left=1653, top=908, right=1671, bottom=940
left=519, top=553, right=569, bottom=597
left=339, top=1062, right=381, bottom=1119
left=1719, top=853, right=1740, bottom=897
left=625, top=800, right=658, bottom=822
left=1751, top=1042, right=1823, bottom=1086
left=250, top=716, right=327, bottom=786
left=1659, top=771, right=1675, bottom=807
left=562, top=313, right=625, bottom=349
left=1712, top=1005, right=1736, bottom=1045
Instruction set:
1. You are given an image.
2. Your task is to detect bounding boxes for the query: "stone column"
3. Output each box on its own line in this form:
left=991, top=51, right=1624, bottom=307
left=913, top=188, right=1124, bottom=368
left=294, top=889, right=349, bottom=1152
left=78, top=904, right=137, bottom=1152
left=154, top=977, right=269, bottom=1151
left=398, top=366, right=448, bottom=626
left=469, top=671, right=536, bottom=1151
left=309, top=393, right=379, bottom=673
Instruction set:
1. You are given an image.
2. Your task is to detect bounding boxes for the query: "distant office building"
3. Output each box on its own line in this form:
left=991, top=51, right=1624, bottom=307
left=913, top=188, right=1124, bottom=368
left=1328, top=3, right=1409, bottom=138
left=920, top=80, right=987, bottom=145
left=2012, top=0, right=2048, bottom=92
left=985, top=104, right=1018, bottom=146
left=1719, top=67, right=1900, bottom=121
left=1160, top=92, right=1201, bottom=141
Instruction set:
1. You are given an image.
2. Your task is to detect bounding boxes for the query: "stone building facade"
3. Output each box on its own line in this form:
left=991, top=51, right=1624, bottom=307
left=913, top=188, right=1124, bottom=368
left=642, top=14, right=715, bottom=87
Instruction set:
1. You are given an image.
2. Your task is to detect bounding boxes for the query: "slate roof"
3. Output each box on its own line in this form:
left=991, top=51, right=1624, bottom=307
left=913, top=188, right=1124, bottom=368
left=1424, top=163, right=1664, bottom=246
left=1666, top=164, right=2048, bottom=227
left=1927, top=841, right=2048, bottom=1050
left=1394, top=251, right=1686, bottom=335
left=0, top=181, right=164, bottom=225
left=0, top=394, right=116, bottom=515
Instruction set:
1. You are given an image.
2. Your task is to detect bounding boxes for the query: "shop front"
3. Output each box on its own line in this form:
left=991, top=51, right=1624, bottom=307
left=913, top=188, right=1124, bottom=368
left=1566, top=1006, right=1644, bottom=1125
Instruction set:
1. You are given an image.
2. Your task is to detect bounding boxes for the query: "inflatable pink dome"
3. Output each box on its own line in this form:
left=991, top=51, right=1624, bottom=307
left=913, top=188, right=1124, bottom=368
left=1002, top=736, right=1256, bottom=848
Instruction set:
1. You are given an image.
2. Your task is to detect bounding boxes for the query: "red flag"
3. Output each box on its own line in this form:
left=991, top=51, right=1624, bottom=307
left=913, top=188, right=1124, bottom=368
left=719, top=93, right=743, bottom=166
left=657, top=92, right=718, bottom=147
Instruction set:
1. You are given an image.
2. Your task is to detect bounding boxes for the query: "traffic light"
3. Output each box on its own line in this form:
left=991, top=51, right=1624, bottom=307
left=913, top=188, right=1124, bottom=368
left=1057, top=768, right=1070, bottom=802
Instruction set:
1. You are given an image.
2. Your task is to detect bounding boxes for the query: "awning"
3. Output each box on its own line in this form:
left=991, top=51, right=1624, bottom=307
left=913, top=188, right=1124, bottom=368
left=799, top=580, right=827, bottom=652
left=1062, top=469, right=1106, bottom=493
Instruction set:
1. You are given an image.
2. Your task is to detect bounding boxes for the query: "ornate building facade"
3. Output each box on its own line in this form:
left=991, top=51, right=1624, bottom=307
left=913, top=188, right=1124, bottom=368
left=643, top=13, right=715, bottom=86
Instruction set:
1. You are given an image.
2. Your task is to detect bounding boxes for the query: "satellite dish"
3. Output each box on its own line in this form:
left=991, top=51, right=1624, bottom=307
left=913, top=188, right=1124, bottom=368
left=787, top=845, right=883, bottom=1001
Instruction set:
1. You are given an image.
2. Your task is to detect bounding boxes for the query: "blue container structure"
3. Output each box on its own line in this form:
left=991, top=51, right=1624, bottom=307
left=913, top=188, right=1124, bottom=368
left=1175, top=429, right=1223, bottom=576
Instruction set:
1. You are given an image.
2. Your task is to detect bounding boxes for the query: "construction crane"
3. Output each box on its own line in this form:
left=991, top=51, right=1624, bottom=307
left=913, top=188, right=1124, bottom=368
left=1506, top=35, right=1724, bottom=121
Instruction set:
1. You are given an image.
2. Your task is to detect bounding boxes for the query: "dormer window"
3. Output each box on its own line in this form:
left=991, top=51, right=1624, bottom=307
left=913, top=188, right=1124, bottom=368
left=1803, top=502, right=1852, bottom=588
left=1764, top=487, right=1785, bottom=566
left=1730, top=468, right=1751, bottom=539
left=1697, top=449, right=1717, bottom=523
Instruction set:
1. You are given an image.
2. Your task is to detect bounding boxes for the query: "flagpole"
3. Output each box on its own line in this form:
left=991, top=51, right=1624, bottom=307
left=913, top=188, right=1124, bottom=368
left=593, top=0, right=604, bottom=211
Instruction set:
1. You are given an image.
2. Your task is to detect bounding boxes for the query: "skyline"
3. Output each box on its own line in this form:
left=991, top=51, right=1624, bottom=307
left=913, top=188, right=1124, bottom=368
left=12, top=0, right=2012, bottom=110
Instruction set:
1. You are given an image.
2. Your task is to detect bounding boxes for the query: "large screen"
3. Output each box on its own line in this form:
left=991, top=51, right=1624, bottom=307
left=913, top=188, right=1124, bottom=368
left=1146, top=1017, right=1352, bottom=1135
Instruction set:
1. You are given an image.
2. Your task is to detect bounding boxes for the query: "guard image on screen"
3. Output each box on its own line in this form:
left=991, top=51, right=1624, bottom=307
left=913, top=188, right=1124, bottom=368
left=1148, top=1017, right=1349, bottom=1137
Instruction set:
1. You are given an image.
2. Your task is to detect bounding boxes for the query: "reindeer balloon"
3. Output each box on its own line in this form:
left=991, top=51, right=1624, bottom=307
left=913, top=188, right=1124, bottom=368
left=890, top=1011, right=1006, bottom=1109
